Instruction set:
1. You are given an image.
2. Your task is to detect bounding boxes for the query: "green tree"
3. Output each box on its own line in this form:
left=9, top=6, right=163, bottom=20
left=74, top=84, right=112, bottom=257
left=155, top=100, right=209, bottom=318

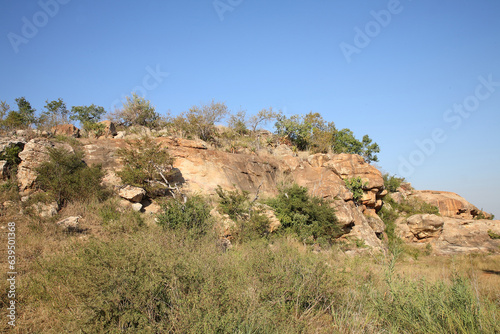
left=0, top=101, right=10, bottom=130
left=116, top=137, right=176, bottom=196
left=38, top=98, right=69, bottom=129
left=115, top=93, right=160, bottom=128
left=227, top=110, right=248, bottom=135
left=333, top=129, right=380, bottom=163
left=36, top=148, right=106, bottom=205
left=4, top=97, right=36, bottom=129
left=70, top=104, right=106, bottom=131
left=266, top=183, right=341, bottom=243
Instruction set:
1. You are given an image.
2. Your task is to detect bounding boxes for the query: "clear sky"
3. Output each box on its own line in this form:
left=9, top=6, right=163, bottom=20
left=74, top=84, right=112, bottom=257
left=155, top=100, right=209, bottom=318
left=1, top=0, right=499, bottom=217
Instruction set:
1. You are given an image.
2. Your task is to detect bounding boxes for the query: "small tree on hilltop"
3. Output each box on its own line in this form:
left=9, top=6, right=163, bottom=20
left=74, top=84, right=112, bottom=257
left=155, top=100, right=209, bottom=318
left=70, top=104, right=106, bottom=133
left=184, top=100, right=228, bottom=141
left=114, top=93, right=160, bottom=128
left=3, top=97, right=36, bottom=129
left=248, top=107, right=280, bottom=133
left=38, top=98, right=69, bottom=129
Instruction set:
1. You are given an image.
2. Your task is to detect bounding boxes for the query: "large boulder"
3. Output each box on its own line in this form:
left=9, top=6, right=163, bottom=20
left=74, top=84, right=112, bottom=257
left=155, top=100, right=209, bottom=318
left=99, top=120, right=117, bottom=137
left=51, top=124, right=80, bottom=138
left=17, top=139, right=73, bottom=196
left=118, top=185, right=146, bottom=203
left=396, top=214, right=500, bottom=254
left=409, top=190, right=491, bottom=219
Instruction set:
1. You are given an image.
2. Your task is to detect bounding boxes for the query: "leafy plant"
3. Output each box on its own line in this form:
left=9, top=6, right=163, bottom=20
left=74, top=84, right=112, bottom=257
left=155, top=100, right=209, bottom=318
left=344, top=177, right=367, bottom=204
left=383, top=173, right=405, bottom=193
left=35, top=147, right=106, bottom=205
left=116, top=137, right=175, bottom=196
left=0, top=144, right=22, bottom=179
left=3, top=97, right=36, bottom=129
left=156, top=195, right=213, bottom=234
left=113, top=93, right=160, bottom=128
left=266, top=183, right=341, bottom=243
left=334, top=129, right=380, bottom=163
left=70, top=104, right=106, bottom=131
left=487, top=230, right=500, bottom=239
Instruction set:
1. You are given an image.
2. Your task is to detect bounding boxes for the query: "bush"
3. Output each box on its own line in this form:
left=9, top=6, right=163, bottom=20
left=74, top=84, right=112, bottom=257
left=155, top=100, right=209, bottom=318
left=156, top=195, right=213, bottom=234
left=215, top=186, right=271, bottom=241
left=183, top=100, right=229, bottom=141
left=70, top=104, right=106, bottom=131
left=3, top=97, right=36, bottom=129
left=383, top=173, right=405, bottom=193
left=113, top=93, right=160, bottom=128
left=116, top=137, right=175, bottom=196
left=0, top=144, right=22, bottom=179
left=333, top=129, right=380, bottom=163
left=35, top=147, right=106, bottom=205
left=266, top=183, right=341, bottom=243
left=344, top=177, right=367, bottom=204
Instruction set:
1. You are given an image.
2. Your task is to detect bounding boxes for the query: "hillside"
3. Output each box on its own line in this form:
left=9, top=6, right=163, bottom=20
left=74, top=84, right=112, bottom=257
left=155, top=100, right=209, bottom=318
left=1, top=125, right=499, bottom=333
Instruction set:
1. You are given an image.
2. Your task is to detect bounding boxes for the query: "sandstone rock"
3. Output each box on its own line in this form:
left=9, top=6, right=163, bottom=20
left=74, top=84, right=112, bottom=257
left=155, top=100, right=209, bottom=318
left=141, top=199, right=162, bottom=214
left=409, top=190, right=489, bottom=219
left=51, top=124, right=80, bottom=138
left=17, top=139, right=73, bottom=196
left=131, top=202, right=143, bottom=212
left=171, top=137, right=207, bottom=149
left=115, top=131, right=126, bottom=139
left=366, top=215, right=385, bottom=237
left=118, top=185, right=146, bottom=203
left=433, top=218, right=500, bottom=254
left=99, top=120, right=117, bottom=137
left=396, top=214, right=500, bottom=254
left=56, top=216, right=80, bottom=231
left=405, top=214, right=445, bottom=240
left=31, top=201, right=59, bottom=218
left=0, top=160, right=7, bottom=179
left=332, top=200, right=383, bottom=250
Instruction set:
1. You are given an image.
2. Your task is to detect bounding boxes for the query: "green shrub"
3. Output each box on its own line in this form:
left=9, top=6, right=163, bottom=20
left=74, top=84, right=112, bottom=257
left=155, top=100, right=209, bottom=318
left=215, top=185, right=249, bottom=220
left=116, top=137, right=175, bottom=196
left=266, top=183, right=341, bottom=243
left=35, top=147, right=106, bottom=205
left=113, top=93, right=160, bottom=128
left=344, top=177, right=367, bottom=204
left=383, top=173, right=405, bottom=193
left=0, top=144, right=22, bottom=179
left=157, top=195, right=213, bottom=234
left=488, top=230, right=500, bottom=239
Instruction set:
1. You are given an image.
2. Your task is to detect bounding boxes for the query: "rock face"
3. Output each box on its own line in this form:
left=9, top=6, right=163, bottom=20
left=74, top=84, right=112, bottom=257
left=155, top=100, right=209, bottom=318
left=56, top=216, right=80, bottom=231
left=396, top=214, right=500, bottom=254
left=17, top=139, right=73, bottom=196
left=409, top=190, right=490, bottom=219
left=0, top=160, right=7, bottom=179
left=118, top=185, right=146, bottom=203
left=51, top=124, right=80, bottom=138
left=99, top=120, right=117, bottom=137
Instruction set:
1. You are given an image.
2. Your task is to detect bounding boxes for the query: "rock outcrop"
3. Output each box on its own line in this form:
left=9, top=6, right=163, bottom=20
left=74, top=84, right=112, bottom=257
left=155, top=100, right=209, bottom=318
left=118, top=185, right=146, bottom=203
left=396, top=214, right=500, bottom=254
left=51, top=124, right=80, bottom=138
left=17, top=138, right=73, bottom=196
left=99, top=120, right=117, bottom=137
left=408, top=190, right=491, bottom=219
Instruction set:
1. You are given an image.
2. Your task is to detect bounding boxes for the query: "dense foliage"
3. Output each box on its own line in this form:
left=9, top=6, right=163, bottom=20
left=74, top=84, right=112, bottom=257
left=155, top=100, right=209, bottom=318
left=266, top=183, right=341, bottom=243
left=116, top=137, right=175, bottom=196
left=344, top=177, right=367, bottom=204
left=35, top=147, right=106, bottom=205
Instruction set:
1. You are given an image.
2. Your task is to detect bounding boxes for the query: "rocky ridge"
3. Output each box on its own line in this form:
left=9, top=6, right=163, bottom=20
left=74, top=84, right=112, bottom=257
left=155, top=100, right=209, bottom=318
left=1, top=128, right=498, bottom=255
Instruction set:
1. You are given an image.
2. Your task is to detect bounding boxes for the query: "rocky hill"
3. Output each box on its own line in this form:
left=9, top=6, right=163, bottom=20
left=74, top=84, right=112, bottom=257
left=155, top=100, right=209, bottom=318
left=1, top=130, right=499, bottom=255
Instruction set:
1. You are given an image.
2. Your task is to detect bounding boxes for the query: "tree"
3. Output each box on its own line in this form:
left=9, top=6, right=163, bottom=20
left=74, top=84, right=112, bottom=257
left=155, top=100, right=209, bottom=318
left=39, top=98, right=69, bottom=128
left=70, top=104, right=106, bottom=131
left=184, top=100, right=229, bottom=141
left=227, top=110, right=248, bottom=135
left=0, top=101, right=10, bottom=130
left=4, top=97, right=36, bottom=129
left=333, top=129, right=379, bottom=163
left=114, top=93, right=160, bottom=128
left=248, top=107, right=280, bottom=132
left=116, top=137, right=177, bottom=197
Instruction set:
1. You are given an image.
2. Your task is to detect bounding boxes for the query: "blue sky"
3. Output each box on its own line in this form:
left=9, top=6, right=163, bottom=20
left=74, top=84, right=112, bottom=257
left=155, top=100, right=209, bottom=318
left=1, top=0, right=499, bottom=217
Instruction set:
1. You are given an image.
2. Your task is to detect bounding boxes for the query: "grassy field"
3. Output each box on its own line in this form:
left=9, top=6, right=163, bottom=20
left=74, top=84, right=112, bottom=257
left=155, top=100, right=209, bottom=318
left=1, top=195, right=499, bottom=333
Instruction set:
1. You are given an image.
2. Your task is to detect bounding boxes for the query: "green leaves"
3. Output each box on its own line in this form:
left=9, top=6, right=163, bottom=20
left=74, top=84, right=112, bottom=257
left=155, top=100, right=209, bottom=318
left=70, top=104, right=106, bottom=130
